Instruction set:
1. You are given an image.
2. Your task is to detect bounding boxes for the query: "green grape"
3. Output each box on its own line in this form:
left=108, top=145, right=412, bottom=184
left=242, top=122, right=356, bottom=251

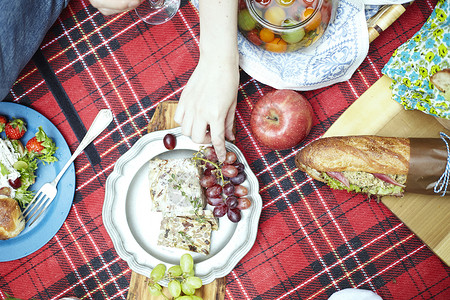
left=185, top=268, right=195, bottom=277
left=185, top=276, right=202, bottom=289
left=180, top=253, right=194, bottom=274
left=238, top=9, right=256, bottom=31
left=181, top=281, right=196, bottom=295
left=150, top=264, right=166, bottom=281
left=281, top=18, right=305, bottom=44
left=175, top=296, right=193, bottom=300
left=148, top=283, right=162, bottom=296
left=191, top=296, right=203, bottom=300
left=168, top=280, right=182, bottom=298
left=168, top=265, right=183, bottom=277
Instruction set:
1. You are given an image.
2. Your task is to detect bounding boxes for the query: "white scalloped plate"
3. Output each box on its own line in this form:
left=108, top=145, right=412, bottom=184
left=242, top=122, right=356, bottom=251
left=102, top=127, right=262, bottom=285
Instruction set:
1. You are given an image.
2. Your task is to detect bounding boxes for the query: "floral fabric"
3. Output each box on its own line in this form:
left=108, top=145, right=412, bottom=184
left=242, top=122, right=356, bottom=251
left=382, top=0, right=450, bottom=119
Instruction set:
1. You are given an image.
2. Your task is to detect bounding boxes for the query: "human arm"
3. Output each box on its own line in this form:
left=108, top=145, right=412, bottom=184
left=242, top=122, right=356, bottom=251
left=174, top=0, right=239, bottom=162
left=89, top=0, right=143, bottom=15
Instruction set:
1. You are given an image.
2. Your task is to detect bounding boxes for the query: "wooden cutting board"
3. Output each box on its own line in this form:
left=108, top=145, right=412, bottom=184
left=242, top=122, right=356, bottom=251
left=323, top=75, right=450, bottom=266
left=127, top=100, right=226, bottom=300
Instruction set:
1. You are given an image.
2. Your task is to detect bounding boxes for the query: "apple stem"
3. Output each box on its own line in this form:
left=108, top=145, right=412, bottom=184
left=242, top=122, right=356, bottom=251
left=266, top=115, right=278, bottom=122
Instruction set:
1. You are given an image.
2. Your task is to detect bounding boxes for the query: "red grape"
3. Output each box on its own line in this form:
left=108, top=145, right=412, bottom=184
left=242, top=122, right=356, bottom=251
left=223, top=182, right=235, bottom=196
left=230, top=172, right=246, bottom=185
left=207, top=197, right=224, bottom=206
left=234, top=185, right=248, bottom=197
left=237, top=197, right=251, bottom=210
left=203, top=146, right=218, bottom=162
left=205, top=161, right=216, bottom=170
left=8, top=178, right=21, bottom=189
left=224, top=152, right=237, bottom=164
left=233, top=162, right=244, bottom=173
left=197, top=148, right=248, bottom=223
left=222, top=164, right=238, bottom=178
left=227, top=208, right=241, bottom=223
left=226, top=195, right=238, bottom=209
left=206, top=184, right=222, bottom=198
left=163, top=134, right=176, bottom=150
left=213, top=203, right=228, bottom=217
left=200, top=174, right=217, bottom=188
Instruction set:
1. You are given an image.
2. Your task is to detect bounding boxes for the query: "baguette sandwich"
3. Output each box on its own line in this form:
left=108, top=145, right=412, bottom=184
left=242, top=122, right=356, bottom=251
left=295, top=136, right=410, bottom=197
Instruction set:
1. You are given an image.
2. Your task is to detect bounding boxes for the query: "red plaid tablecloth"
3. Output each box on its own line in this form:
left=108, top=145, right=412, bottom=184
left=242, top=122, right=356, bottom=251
left=1, top=0, right=449, bottom=299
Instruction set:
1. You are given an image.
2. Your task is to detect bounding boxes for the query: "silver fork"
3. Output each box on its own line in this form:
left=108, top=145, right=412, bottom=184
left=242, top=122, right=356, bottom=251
left=22, top=109, right=113, bottom=226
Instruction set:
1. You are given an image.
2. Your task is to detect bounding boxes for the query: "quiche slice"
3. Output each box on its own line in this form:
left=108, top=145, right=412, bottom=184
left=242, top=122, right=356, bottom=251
left=157, top=210, right=218, bottom=255
left=148, top=158, right=205, bottom=216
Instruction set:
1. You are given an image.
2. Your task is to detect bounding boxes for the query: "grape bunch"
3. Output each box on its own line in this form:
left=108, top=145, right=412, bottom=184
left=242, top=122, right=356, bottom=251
left=195, top=146, right=251, bottom=223
left=148, top=253, right=203, bottom=300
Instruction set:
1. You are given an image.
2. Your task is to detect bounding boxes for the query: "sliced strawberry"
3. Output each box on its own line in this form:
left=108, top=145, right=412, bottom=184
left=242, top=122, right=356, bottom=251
left=5, top=118, right=27, bottom=140
left=26, top=126, right=58, bottom=163
left=0, top=115, right=7, bottom=132
left=26, top=136, right=44, bottom=153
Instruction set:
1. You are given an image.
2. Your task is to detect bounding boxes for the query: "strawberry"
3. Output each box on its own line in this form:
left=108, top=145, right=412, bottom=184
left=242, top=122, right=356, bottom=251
left=0, top=115, right=7, bottom=132
left=5, top=118, right=27, bottom=140
left=26, top=126, right=58, bottom=163
left=26, top=136, right=44, bottom=153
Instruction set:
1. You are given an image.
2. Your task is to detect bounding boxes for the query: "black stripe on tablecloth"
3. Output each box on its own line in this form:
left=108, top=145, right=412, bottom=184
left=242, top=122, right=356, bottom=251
left=32, top=49, right=101, bottom=166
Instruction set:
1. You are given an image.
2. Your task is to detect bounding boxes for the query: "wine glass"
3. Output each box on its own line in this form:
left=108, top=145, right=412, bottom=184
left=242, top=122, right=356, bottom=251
left=135, top=0, right=181, bottom=25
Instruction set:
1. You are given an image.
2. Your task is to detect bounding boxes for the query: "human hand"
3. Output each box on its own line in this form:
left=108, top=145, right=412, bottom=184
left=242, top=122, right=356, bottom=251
left=89, top=0, right=144, bottom=15
left=174, top=55, right=239, bottom=162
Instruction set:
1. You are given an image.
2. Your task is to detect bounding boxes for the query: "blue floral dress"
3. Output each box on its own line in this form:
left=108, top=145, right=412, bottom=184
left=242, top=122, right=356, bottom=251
left=382, top=0, right=449, bottom=120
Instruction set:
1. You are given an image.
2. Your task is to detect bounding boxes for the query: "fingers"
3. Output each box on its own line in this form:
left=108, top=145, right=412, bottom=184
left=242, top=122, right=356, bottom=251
left=177, top=109, right=228, bottom=162
left=174, top=103, right=184, bottom=125
left=180, top=113, right=194, bottom=140
left=224, top=103, right=236, bottom=142
left=191, top=120, right=208, bottom=144
left=210, top=122, right=227, bottom=163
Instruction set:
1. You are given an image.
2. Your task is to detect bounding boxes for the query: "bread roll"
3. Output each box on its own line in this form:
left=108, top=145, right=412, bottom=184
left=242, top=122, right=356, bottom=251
left=0, top=195, right=25, bottom=240
left=296, top=136, right=410, bottom=175
left=430, top=68, right=450, bottom=92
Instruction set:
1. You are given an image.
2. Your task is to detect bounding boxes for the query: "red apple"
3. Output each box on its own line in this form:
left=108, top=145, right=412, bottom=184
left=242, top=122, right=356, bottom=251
left=250, top=89, right=313, bottom=150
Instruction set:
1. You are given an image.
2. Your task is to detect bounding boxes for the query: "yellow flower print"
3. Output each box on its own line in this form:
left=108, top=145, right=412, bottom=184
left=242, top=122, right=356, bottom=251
left=411, top=92, right=422, bottom=99
left=402, top=78, right=412, bottom=87
left=416, top=101, right=426, bottom=111
left=423, top=95, right=432, bottom=104
left=429, top=107, right=438, bottom=115
left=425, top=51, right=435, bottom=62
left=413, top=34, right=421, bottom=43
left=433, top=28, right=444, bottom=38
left=435, top=8, right=447, bottom=23
left=438, top=44, right=448, bottom=58
left=438, top=101, right=449, bottom=109
left=430, top=65, right=441, bottom=75
left=419, top=67, right=428, bottom=78
left=414, top=79, right=423, bottom=87
left=400, top=98, right=413, bottom=110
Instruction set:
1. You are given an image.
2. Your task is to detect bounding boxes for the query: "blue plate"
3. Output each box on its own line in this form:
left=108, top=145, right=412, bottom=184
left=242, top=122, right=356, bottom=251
left=0, top=102, right=75, bottom=262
